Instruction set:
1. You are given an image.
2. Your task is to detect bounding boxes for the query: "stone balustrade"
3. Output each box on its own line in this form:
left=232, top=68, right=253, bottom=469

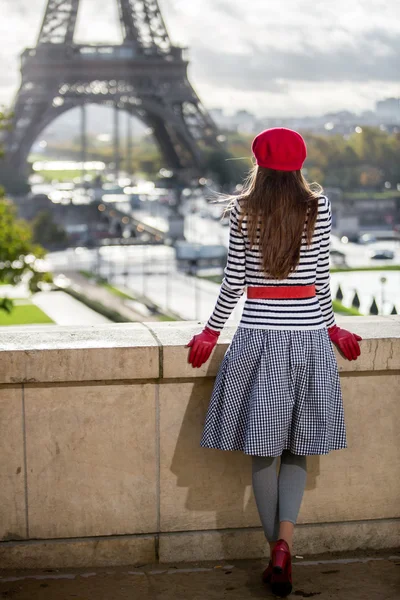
left=0, top=317, right=399, bottom=568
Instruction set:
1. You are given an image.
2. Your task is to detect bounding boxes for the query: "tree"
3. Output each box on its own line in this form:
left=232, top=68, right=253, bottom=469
left=303, top=128, right=400, bottom=191
left=0, top=197, right=53, bottom=312
left=369, top=297, right=379, bottom=316
left=335, top=285, right=344, bottom=301
left=0, top=110, right=53, bottom=312
left=352, top=291, right=361, bottom=309
left=0, top=199, right=54, bottom=316
left=204, top=147, right=247, bottom=187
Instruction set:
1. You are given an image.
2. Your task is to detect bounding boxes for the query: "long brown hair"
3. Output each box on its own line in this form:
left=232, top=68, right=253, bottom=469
left=227, top=166, right=321, bottom=280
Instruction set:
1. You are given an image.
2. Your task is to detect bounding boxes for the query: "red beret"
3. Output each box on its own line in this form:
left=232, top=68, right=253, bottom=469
left=252, top=127, right=307, bottom=171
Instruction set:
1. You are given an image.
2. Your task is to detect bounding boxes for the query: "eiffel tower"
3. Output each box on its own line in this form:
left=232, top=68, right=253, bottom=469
left=2, top=0, right=223, bottom=183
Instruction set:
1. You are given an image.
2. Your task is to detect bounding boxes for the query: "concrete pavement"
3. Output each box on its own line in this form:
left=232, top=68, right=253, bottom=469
left=46, top=211, right=400, bottom=323
left=56, top=271, right=163, bottom=322
left=32, top=290, right=110, bottom=325
left=0, top=555, right=399, bottom=599
left=48, top=246, right=243, bottom=323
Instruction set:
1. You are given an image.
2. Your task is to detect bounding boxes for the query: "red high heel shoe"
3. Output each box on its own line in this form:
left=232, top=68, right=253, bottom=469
left=262, top=560, right=273, bottom=584
left=271, top=539, right=292, bottom=597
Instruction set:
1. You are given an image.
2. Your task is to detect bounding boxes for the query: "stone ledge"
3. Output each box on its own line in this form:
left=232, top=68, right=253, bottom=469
left=1, top=519, right=398, bottom=568
left=0, top=535, right=156, bottom=569
left=159, top=520, right=400, bottom=562
left=0, top=317, right=399, bottom=385
left=147, top=317, right=400, bottom=377
left=0, top=324, right=159, bottom=383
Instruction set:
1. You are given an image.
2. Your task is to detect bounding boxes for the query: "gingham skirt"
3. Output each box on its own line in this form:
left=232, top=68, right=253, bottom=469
left=200, top=327, right=346, bottom=457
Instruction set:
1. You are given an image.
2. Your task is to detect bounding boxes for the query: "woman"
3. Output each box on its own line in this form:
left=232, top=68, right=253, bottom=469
left=186, top=128, right=362, bottom=597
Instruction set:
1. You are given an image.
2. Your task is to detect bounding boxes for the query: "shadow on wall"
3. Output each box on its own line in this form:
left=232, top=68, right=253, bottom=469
left=168, top=375, right=321, bottom=560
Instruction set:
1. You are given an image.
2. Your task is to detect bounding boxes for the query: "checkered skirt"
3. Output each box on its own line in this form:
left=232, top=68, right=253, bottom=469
left=200, top=327, right=346, bottom=457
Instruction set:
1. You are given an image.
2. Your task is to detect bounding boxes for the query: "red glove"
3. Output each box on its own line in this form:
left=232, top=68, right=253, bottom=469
left=186, top=327, right=220, bottom=368
left=328, top=325, right=362, bottom=361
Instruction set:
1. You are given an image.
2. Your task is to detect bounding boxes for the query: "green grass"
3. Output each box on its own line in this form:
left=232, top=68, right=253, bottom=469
left=103, top=283, right=136, bottom=301
left=79, top=271, right=138, bottom=301
left=331, top=265, right=400, bottom=273
left=201, top=267, right=400, bottom=281
left=37, top=169, right=97, bottom=182
left=197, top=274, right=223, bottom=284
left=332, top=300, right=363, bottom=316
left=78, top=271, right=178, bottom=321
left=343, top=190, right=400, bottom=200
left=198, top=274, right=223, bottom=284
left=0, top=304, right=53, bottom=325
left=62, top=287, right=131, bottom=323
left=156, top=314, right=178, bottom=321
left=79, top=270, right=94, bottom=279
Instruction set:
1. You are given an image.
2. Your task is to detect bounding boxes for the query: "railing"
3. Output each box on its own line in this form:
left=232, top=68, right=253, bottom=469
left=0, top=317, right=399, bottom=568
left=22, top=45, right=185, bottom=63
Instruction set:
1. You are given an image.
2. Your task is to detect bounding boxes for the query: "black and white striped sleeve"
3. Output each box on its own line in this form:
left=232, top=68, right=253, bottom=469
left=207, top=201, right=246, bottom=331
left=315, top=197, right=335, bottom=328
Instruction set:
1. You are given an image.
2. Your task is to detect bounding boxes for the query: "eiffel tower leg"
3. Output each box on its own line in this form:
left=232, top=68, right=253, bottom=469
left=139, top=91, right=227, bottom=178
left=149, top=115, right=186, bottom=171
left=114, top=104, right=120, bottom=181
left=2, top=89, right=61, bottom=189
left=142, top=102, right=204, bottom=172
left=81, top=104, right=87, bottom=183
left=126, top=113, right=133, bottom=177
left=3, top=92, right=92, bottom=189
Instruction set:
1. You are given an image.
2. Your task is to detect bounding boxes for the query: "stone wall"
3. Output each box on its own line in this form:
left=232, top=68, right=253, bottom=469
left=0, top=318, right=399, bottom=568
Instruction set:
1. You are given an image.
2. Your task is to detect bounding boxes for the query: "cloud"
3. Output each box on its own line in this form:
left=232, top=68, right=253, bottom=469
left=210, top=0, right=243, bottom=20
left=0, top=0, right=399, bottom=117
left=190, top=28, right=399, bottom=94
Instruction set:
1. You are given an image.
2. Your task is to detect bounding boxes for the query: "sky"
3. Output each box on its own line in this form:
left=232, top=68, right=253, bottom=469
left=0, top=0, right=399, bottom=117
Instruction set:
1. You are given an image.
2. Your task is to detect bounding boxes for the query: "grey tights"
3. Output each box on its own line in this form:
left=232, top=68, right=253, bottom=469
left=252, top=451, right=307, bottom=542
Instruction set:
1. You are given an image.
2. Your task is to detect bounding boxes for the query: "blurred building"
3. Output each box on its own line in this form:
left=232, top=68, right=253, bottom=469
left=376, top=98, right=400, bottom=124
left=209, top=108, right=259, bottom=133
left=210, top=97, right=400, bottom=136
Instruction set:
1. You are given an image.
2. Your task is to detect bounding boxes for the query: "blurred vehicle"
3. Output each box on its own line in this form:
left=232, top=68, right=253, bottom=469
left=175, top=242, right=227, bottom=273
left=330, top=249, right=347, bottom=267
left=359, top=231, right=398, bottom=242
left=65, top=224, right=89, bottom=245
left=358, top=233, right=377, bottom=244
left=369, top=250, right=395, bottom=260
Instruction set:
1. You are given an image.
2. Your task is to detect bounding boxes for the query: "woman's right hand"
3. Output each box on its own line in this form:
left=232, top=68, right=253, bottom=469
left=328, top=325, right=362, bottom=361
left=186, top=327, right=220, bottom=368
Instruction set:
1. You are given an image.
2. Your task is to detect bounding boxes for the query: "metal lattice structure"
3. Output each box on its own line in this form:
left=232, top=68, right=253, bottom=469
left=3, top=0, right=222, bottom=178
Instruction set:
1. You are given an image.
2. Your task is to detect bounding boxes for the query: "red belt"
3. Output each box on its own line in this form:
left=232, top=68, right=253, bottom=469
left=247, top=285, right=316, bottom=299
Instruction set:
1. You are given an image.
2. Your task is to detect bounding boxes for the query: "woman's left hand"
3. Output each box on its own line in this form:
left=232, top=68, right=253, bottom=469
left=328, top=325, right=362, bottom=361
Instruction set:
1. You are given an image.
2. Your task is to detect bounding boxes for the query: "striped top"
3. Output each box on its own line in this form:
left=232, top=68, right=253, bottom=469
left=207, top=195, right=336, bottom=331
